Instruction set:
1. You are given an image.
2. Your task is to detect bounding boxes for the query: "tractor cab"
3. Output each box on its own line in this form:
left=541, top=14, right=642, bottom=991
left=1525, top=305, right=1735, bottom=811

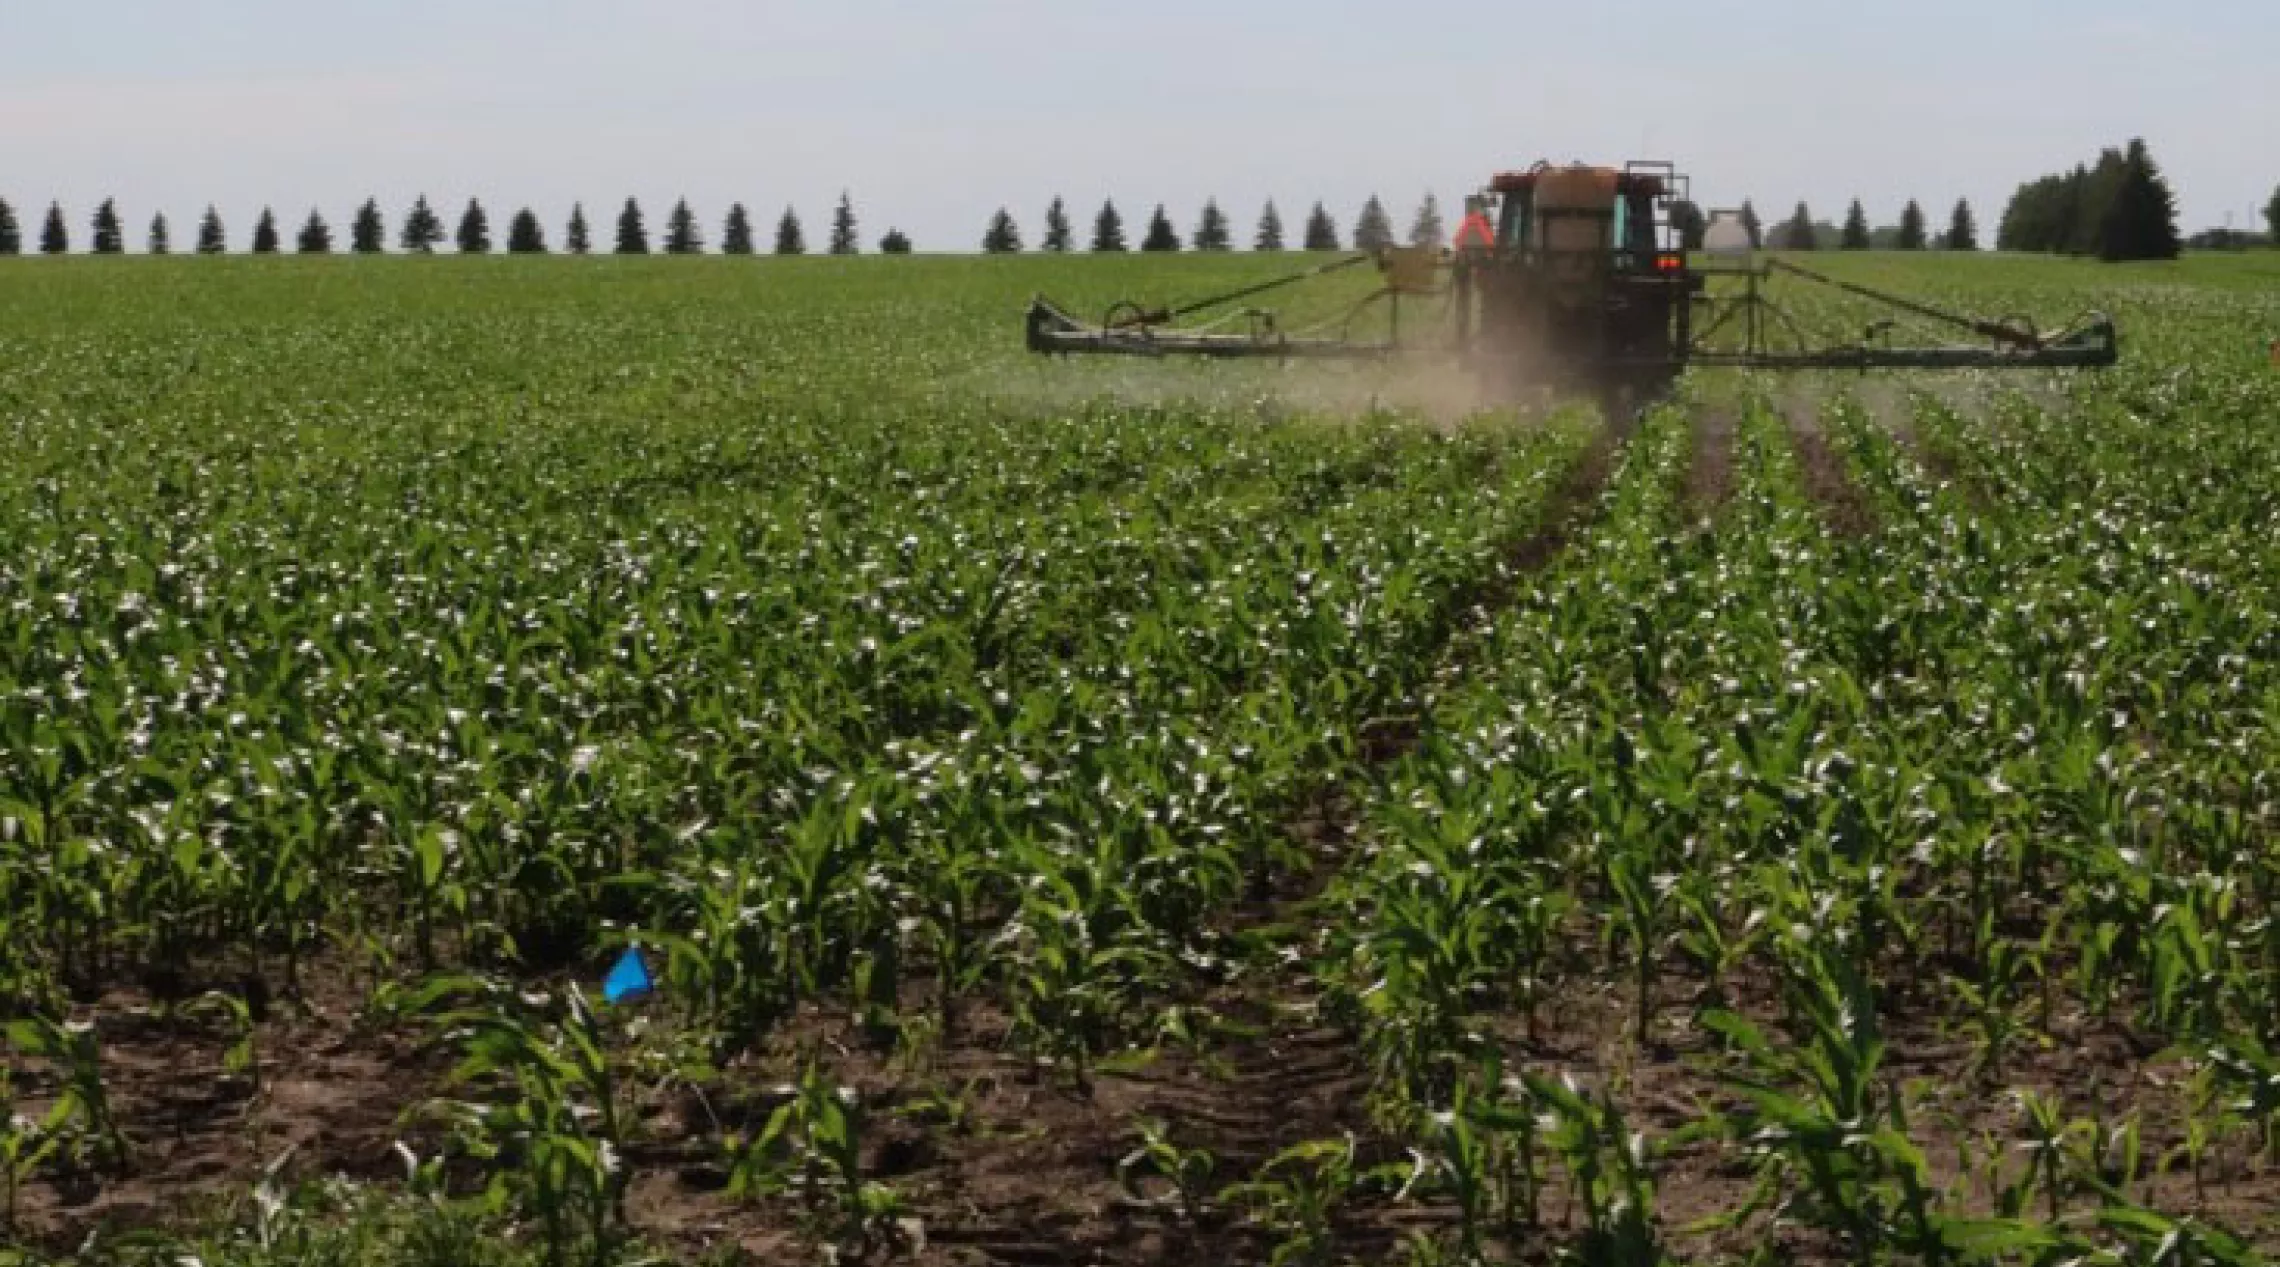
left=1486, top=163, right=1673, bottom=271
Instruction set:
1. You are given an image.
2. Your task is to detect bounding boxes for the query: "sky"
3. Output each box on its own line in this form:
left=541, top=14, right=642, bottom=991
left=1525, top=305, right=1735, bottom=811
left=3, top=0, right=2274, bottom=252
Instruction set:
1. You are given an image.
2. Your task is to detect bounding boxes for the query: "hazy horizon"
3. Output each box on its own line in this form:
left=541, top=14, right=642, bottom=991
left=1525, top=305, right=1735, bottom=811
left=5, top=0, right=2273, bottom=253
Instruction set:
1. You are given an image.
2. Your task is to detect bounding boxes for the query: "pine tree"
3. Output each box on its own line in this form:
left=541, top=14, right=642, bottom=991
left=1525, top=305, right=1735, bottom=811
left=1780, top=202, right=1818, bottom=250
left=1409, top=193, right=1445, bottom=249
left=566, top=204, right=591, bottom=255
left=615, top=198, right=649, bottom=254
left=1091, top=200, right=1127, bottom=252
left=1192, top=198, right=1230, bottom=251
left=1042, top=197, right=1072, bottom=252
left=40, top=202, right=68, bottom=254
left=1302, top=202, right=1340, bottom=251
left=0, top=199, right=18, bottom=255
left=297, top=209, right=332, bottom=254
left=507, top=209, right=547, bottom=254
left=456, top=199, right=491, bottom=254
left=664, top=198, right=703, bottom=254
left=2098, top=138, right=2181, bottom=262
left=1665, top=201, right=1705, bottom=250
left=400, top=196, right=444, bottom=252
left=1255, top=200, right=1285, bottom=251
left=829, top=193, right=858, bottom=255
left=197, top=206, right=227, bottom=254
left=352, top=199, right=385, bottom=254
left=1354, top=196, right=1395, bottom=251
left=722, top=204, right=755, bottom=255
left=879, top=229, right=913, bottom=254
left=1896, top=200, right=1927, bottom=250
left=1945, top=199, right=1978, bottom=251
left=91, top=199, right=124, bottom=254
left=1840, top=199, right=1871, bottom=249
left=775, top=207, right=806, bottom=255
left=982, top=208, right=1022, bottom=254
left=148, top=212, right=170, bottom=255
left=252, top=208, right=281, bottom=254
left=1739, top=200, right=1764, bottom=249
left=1140, top=204, right=1181, bottom=252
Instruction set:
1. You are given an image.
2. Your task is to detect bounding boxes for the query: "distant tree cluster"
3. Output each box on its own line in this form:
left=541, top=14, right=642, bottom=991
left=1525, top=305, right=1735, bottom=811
left=1997, top=139, right=2181, bottom=261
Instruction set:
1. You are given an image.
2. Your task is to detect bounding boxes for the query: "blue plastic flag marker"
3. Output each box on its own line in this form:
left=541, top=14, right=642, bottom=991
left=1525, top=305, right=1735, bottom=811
left=603, top=947, right=653, bottom=1004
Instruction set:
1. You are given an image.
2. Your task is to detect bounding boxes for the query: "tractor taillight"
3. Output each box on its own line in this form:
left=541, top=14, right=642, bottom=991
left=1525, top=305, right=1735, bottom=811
left=1656, top=253, right=1684, bottom=273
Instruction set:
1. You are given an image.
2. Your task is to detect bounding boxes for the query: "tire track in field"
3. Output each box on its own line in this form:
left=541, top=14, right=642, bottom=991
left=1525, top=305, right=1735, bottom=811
left=1780, top=398, right=1878, bottom=537
left=1683, top=406, right=1738, bottom=524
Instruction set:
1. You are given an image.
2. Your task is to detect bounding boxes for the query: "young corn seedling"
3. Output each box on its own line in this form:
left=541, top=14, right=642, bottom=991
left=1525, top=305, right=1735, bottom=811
left=727, top=1061, right=909, bottom=1259
left=3, top=1016, right=128, bottom=1175
left=411, top=978, right=632, bottom=1267
left=1115, top=1117, right=1217, bottom=1223
left=1522, top=1072, right=1670, bottom=1267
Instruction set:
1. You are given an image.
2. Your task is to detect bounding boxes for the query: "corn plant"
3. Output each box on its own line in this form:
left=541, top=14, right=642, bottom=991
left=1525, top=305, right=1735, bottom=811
left=409, top=978, right=633, bottom=1267
left=726, top=1062, right=908, bottom=1259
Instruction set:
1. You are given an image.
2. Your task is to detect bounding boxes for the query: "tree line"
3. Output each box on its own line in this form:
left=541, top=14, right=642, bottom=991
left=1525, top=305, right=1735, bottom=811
left=0, top=190, right=1456, bottom=257
left=5, top=155, right=2264, bottom=259
left=1742, top=197, right=1981, bottom=252
left=0, top=193, right=884, bottom=257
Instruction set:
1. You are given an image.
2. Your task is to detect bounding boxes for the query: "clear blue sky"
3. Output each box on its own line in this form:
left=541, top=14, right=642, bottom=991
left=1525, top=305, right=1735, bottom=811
left=4, top=0, right=2273, bottom=250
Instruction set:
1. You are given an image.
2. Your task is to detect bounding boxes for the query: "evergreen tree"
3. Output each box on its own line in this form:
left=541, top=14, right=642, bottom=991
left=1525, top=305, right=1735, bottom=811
left=1042, top=197, right=1072, bottom=252
left=400, top=196, right=444, bottom=252
left=91, top=199, right=124, bottom=254
left=1738, top=200, right=1763, bottom=248
left=1945, top=199, right=1978, bottom=251
left=829, top=193, right=858, bottom=255
left=722, top=203, right=755, bottom=255
left=507, top=209, right=547, bottom=254
left=1091, top=200, right=1127, bottom=252
left=0, top=199, right=18, bottom=255
left=40, top=202, right=68, bottom=254
left=2098, top=138, right=2181, bottom=262
left=251, top=208, right=281, bottom=254
left=351, top=199, right=385, bottom=254
left=1255, top=200, right=1285, bottom=251
left=1354, top=195, right=1395, bottom=251
left=1780, top=202, right=1818, bottom=250
left=2264, top=185, right=2279, bottom=245
left=566, top=204, right=591, bottom=255
left=1140, top=204, right=1181, bottom=252
left=664, top=198, right=703, bottom=254
left=1669, top=200, right=1707, bottom=250
left=1192, top=198, right=1230, bottom=251
left=982, top=208, right=1022, bottom=254
left=879, top=228, right=913, bottom=254
left=1408, top=193, right=1445, bottom=249
left=197, top=206, right=227, bottom=254
left=148, top=212, right=170, bottom=255
left=456, top=199, right=491, bottom=253
left=774, top=207, right=806, bottom=255
left=615, top=198, right=649, bottom=254
left=1840, top=199, right=1871, bottom=249
left=1302, top=202, right=1340, bottom=251
left=1896, top=200, right=1927, bottom=250
left=297, top=209, right=332, bottom=254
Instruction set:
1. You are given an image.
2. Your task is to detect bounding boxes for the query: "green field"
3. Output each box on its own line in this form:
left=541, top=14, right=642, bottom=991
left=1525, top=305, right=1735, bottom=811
left=4, top=252, right=2280, bottom=1267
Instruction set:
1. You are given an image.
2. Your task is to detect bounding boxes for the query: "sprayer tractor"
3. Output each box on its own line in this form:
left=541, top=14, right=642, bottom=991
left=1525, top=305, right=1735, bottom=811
left=1024, top=160, right=2118, bottom=407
